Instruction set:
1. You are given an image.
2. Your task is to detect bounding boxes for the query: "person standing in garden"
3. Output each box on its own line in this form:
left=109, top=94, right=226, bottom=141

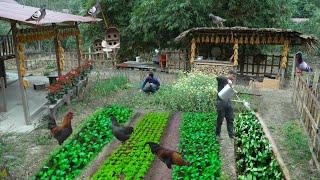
left=215, top=70, right=237, bottom=139
left=140, top=72, right=160, bottom=93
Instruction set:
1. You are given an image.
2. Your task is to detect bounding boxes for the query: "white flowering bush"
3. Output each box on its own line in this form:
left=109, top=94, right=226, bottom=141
left=156, top=70, right=218, bottom=113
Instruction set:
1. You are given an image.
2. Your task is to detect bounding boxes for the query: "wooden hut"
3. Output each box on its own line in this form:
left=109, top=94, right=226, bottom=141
left=0, top=0, right=100, bottom=125
left=175, top=27, right=318, bottom=80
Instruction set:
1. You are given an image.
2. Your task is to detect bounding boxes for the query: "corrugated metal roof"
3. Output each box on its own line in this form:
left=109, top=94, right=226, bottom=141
left=0, top=0, right=101, bottom=25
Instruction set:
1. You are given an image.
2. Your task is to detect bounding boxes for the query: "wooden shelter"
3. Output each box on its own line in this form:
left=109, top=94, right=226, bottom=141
left=175, top=27, right=318, bottom=78
left=0, top=0, right=100, bottom=125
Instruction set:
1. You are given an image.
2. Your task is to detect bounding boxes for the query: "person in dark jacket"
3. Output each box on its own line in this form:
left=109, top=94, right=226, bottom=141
left=141, top=72, right=160, bottom=93
left=216, top=70, right=237, bottom=139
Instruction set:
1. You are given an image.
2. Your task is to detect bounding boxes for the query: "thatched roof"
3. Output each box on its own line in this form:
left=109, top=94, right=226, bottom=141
left=175, top=27, right=318, bottom=48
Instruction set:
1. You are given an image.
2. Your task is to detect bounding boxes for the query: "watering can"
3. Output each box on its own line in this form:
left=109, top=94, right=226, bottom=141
left=218, top=84, right=253, bottom=112
left=218, top=84, right=237, bottom=102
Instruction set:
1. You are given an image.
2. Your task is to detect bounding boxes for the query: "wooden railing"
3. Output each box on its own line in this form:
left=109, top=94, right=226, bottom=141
left=237, top=54, right=292, bottom=77
left=0, top=35, right=15, bottom=60
left=293, top=75, right=320, bottom=169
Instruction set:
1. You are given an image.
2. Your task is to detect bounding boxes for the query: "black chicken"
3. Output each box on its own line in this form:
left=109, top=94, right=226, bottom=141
left=26, top=7, right=46, bottom=25
left=110, top=116, right=134, bottom=143
left=146, top=142, right=190, bottom=169
left=48, top=112, right=73, bottom=145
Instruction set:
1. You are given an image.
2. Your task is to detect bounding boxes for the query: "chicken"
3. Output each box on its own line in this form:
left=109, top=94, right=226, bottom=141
left=84, top=2, right=102, bottom=17
left=48, top=112, right=73, bottom=145
left=26, top=7, right=46, bottom=25
left=146, top=142, right=190, bottom=169
left=209, top=13, right=226, bottom=27
left=110, top=116, right=134, bottom=143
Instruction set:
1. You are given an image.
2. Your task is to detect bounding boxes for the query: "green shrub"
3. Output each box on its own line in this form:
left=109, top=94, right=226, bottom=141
left=156, top=71, right=218, bottom=113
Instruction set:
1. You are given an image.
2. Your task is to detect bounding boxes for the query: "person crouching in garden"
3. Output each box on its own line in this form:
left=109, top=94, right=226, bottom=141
left=216, top=70, right=237, bottom=139
left=140, top=72, right=160, bottom=93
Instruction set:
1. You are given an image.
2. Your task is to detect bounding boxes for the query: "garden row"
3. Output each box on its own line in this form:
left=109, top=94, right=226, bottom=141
left=173, top=113, right=221, bottom=179
left=92, top=112, right=170, bottom=179
left=35, top=105, right=133, bottom=179
left=235, top=111, right=284, bottom=179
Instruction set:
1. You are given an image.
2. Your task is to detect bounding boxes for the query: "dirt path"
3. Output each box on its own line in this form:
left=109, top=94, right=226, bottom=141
left=219, top=122, right=237, bottom=179
left=258, top=89, right=320, bottom=179
left=79, top=112, right=143, bottom=179
left=144, top=112, right=181, bottom=180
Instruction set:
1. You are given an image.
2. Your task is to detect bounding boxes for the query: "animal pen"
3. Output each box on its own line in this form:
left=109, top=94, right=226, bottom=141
left=0, top=0, right=100, bottom=126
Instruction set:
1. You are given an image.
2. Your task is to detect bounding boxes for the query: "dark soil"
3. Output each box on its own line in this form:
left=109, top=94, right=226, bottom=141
left=144, top=112, right=181, bottom=180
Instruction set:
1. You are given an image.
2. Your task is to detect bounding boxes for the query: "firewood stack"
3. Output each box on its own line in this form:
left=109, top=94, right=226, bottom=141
left=195, top=64, right=234, bottom=76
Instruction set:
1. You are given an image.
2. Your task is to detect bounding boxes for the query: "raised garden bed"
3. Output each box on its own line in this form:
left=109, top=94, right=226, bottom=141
left=92, top=112, right=170, bottom=179
left=235, top=111, right=286, bottom=179
left=34, top=105, right=133, bottom=179
left=173, top=113, right=221, bottom=179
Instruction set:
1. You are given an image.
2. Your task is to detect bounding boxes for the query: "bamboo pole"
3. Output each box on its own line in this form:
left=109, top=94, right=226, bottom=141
left=11, top=21, right=30, bottom=125
left=75, top=23, right=82, bottom=67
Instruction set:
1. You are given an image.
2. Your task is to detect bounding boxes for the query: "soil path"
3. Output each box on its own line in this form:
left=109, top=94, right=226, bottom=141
left=144, top=112, right=181, bottom=180
left=219, top=122, right=237, bottom=179
left=79, top=112, right=143, bottom=179
left=258, top=89, right=320, bottom=179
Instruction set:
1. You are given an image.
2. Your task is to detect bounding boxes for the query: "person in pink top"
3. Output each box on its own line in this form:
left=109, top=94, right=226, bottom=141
left=295, top=51, right=313, bottom=75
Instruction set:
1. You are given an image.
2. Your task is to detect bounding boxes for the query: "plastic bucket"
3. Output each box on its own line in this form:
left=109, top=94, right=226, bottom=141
left=136, top=56, right=141, bottom=62
left=218, top=84, right=236, bottom=101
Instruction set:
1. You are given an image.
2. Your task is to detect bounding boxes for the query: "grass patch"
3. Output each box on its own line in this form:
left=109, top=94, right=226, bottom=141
left=283, top=122, right=311, bottom=161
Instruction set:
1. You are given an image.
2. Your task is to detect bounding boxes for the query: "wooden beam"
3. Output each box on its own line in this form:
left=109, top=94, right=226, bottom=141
left=53, top=24, right=62, bottom=76
left=255, top=113, right=291, bottom=180
left=11, top=21, right=31, bottom=125
left=75, top=23, right=82, bottom=67
left=0, top=60, right=6, bottom=87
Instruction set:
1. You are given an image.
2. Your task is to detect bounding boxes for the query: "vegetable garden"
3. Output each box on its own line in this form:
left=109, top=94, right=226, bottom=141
left=23, top=69, right=294, bottom=180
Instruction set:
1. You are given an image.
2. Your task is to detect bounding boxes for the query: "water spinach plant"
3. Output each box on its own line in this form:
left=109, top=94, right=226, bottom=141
left=173, top=113, right=221, bottom=179
left=235, top=112, right=284, bottom=179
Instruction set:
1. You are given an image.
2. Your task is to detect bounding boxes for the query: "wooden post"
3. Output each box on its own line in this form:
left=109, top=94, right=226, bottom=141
left=0, top=77, right=7, bottom=112
left=75, top=23, right=82, bottom=67
left=190, top=38, right=196, bottom=66
left=233, top=39, right=239, bottom=66
left=53, top=24, right=62, bottom=76
left=11, top=21, right=31, bottom=125
left=0, top=59, right=6, bottom=87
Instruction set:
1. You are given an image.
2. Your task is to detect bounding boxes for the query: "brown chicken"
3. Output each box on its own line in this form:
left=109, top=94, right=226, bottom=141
left=48, top=112, right=73, bottom=145
left=110, top=116, right=134, bottom=143
left=146, top=142, right=190, bottom=169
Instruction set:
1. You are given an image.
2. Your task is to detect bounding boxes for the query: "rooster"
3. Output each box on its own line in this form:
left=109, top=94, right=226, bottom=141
left=110, top=116, right=134, bottom=143
left=48, top=112, right=73, bottom=145
left=146, top=142, right=190, bottom=169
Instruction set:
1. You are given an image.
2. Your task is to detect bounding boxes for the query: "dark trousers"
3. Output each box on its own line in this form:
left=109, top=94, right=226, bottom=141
left=216, top=100, right=234, bottom=138
left=143, top=83, right=159, bottom=93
